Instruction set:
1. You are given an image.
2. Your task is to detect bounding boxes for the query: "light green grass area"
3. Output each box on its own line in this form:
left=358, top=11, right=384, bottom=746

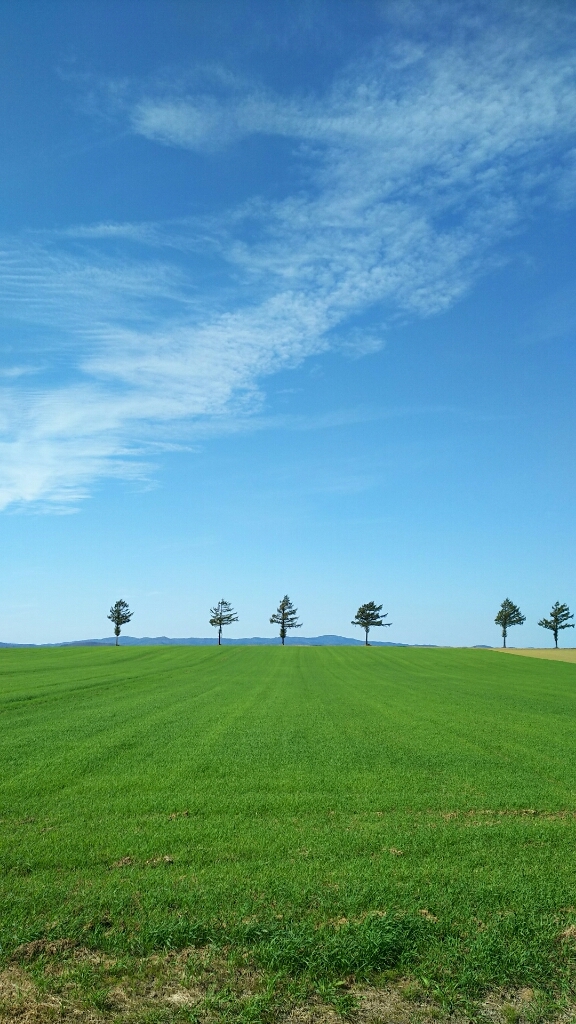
left=2, top=646, right=576, bottom=1011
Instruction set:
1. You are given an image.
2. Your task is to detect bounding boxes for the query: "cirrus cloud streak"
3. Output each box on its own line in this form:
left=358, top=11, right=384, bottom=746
left=1, top=9, right=575, bottom=509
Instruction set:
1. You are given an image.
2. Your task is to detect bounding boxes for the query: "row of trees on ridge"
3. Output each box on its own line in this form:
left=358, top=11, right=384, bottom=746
left=495, top=599, right=574, bottom=648
left=107, top=597, right=574, bottom=648
left=107, top=597, right=391, bottom=646
left=210, top=597, right=392, bottom=645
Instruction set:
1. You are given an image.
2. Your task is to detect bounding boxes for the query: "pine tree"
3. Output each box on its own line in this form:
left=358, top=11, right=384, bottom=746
left=495, top=598, right=525, bottom=648
left=351, top=601, right=391, bottom=645
left=270, top=595, right=301, bottom=645
left=107, top=599, right=133, bottom=647
left=209, top=599, right=239, bottom=645
left=538, top=602, right=574, bottom=649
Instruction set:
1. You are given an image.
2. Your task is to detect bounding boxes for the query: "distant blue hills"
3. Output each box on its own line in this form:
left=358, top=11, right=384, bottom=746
left=0, top=634, right=424, bottom=648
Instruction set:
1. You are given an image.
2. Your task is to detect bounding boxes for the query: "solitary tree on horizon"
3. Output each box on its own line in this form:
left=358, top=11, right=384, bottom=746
left=209, top=599, right=239, bottom=645
left=108, top=599, right=133, bottom=647
left=351, top=601, right=391, bottom=646
left=495, top=598, right=525, bottom=648
left=270, top=595, right=301, bottom=645
left=538, top=602, right=574, bottom=648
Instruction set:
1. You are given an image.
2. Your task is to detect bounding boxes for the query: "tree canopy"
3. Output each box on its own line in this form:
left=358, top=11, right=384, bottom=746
left=270, top=595, right=301, bottom=645
left=495, top=598, right=525, bottom=648
left=538, top=602, right=574, bottom=648
left=351, top=601, right=391, bottom=645
left=107, top=599, right=133, bottom=647
left=209, top=599, right=239, bottom=645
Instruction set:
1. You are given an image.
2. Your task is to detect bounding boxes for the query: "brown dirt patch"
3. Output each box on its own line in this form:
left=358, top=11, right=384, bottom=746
left=433, top=808, right=576, bottom=823
left=0, top=966, right=36, bottom=1003
left=11, top=939, right=76, bottom=961
left=0, top=965, right=78, bottom=1024
left=355, top=983, right=441, bottom=1022
left=110, top=856, right=133, bottom=868
left=419, top=909, right=439, bottom=922
left=284, top=999, right=344, bottom=1024
left=166, top=986, right=203, bottom=1006
left=2, top=950, right=575, bottom=1023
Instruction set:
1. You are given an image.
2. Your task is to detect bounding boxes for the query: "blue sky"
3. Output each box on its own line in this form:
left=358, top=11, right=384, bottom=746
left=1, top=0, right=575, bottom=645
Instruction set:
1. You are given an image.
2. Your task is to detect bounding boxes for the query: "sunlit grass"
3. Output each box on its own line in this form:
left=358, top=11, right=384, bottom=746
left=2, top=645, right=576, bottom=1004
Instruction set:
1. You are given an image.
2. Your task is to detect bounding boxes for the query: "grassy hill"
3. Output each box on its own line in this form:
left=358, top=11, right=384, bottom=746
left=2, top=646, right=576, bottom=1019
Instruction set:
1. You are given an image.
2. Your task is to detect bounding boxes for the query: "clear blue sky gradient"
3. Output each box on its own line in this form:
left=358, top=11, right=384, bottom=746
left=1, top=0, right=575, bottom=645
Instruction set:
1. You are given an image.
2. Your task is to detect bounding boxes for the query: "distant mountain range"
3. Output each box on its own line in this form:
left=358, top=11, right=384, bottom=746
left=0, top=634, right=425, bottom=648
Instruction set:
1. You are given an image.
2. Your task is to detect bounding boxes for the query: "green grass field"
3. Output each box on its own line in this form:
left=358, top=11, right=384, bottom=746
left=2, top=646, right=576, bottom=1020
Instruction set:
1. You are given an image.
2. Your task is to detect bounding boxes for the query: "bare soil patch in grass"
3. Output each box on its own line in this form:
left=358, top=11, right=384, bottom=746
left=1, top=950, right=576, bottom=1024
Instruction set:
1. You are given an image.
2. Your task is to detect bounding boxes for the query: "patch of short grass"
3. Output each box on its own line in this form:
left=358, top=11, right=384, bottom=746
left=2, top=646, right=576, bottom=1018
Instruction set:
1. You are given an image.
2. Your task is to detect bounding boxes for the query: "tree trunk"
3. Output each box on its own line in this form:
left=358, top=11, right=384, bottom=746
left=282, top=635, right=285, bottom=645
left=503, top=633, right=506, bottom=648
left=555, top=634, right=558, bottom=648
left=365, top=629, right=368, bottom=646
left=218, top=627, right=221, bottom=646
left=116, top=635, right=119, bottom=646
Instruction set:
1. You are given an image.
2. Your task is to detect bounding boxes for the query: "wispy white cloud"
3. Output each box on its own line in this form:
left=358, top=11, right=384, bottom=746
left=0, top=365, right=44, bottom=379
left=1, top=5, right=575, bottom=510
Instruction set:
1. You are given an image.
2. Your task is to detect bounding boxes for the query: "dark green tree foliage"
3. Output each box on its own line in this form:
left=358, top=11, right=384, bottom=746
left=495, top=598, right=525, bottom=648
left=352, top=601, right=391, bottom=645
left=107, top=599, right=133, bottom=647
left=209, top=599, right=239, bottom=645
left=538, top=602, right=574, bottom=648
left=270, top=595, right=302, bottom=645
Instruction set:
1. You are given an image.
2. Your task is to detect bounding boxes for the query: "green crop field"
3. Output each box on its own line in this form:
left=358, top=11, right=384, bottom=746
left=2, top=646, right=576, bottom=1022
